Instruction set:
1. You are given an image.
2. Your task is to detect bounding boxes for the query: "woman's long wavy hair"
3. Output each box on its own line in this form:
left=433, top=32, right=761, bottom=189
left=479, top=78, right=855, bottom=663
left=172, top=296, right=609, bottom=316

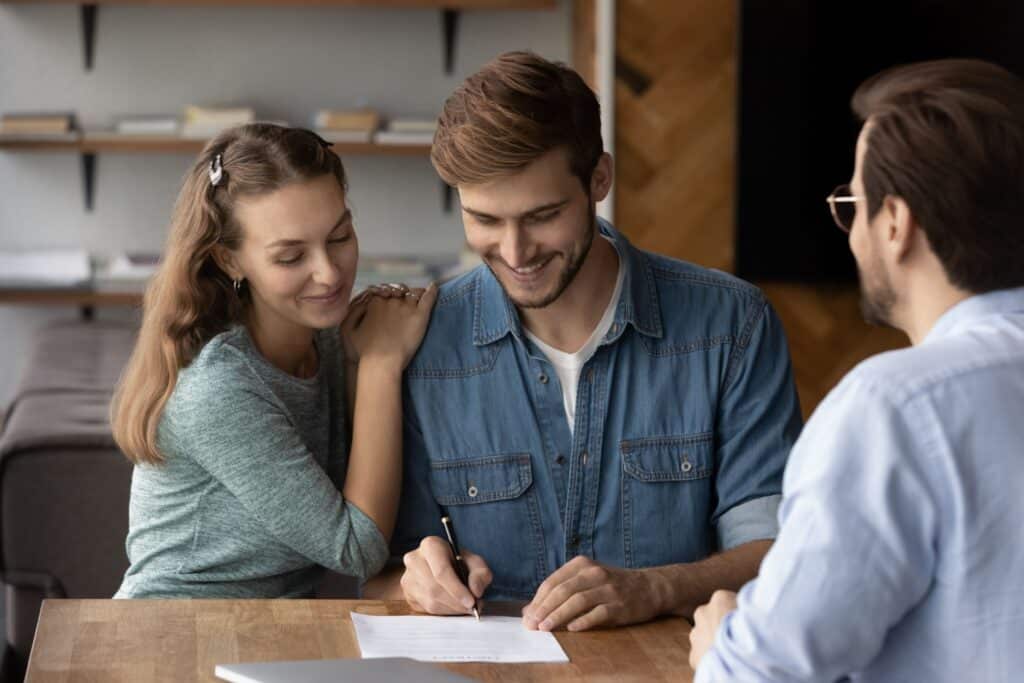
left=111, top=124, right=348, bottom=465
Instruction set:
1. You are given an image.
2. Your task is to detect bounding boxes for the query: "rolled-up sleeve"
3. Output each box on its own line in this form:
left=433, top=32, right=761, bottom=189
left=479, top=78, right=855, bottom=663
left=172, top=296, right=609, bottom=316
left=716, top=494, right=781, bottom=550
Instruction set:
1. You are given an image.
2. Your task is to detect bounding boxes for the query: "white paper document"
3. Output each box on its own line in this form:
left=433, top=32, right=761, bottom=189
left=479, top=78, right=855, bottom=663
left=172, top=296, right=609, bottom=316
left=350, top=612, right=570, bottom=664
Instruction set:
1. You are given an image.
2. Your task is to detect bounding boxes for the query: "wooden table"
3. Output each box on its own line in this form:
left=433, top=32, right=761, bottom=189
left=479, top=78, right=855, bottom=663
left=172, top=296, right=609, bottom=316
left=26, top=600, right=694, bottom=682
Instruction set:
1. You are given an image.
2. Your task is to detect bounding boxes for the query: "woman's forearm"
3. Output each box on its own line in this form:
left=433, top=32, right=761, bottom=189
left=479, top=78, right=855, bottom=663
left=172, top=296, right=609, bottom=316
left=343, top=357, right=404, bottom=541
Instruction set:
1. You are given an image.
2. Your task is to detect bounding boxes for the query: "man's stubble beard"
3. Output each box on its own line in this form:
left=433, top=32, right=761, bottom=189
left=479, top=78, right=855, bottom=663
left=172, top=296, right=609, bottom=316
left=492, top=203, right=597, bottom=310
left=858, top=256, right=898, bottom=328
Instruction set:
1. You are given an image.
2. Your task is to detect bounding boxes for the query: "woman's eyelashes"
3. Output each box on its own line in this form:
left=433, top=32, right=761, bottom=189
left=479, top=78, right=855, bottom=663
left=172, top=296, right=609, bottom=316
left=275, top=233, right=352, bottom=266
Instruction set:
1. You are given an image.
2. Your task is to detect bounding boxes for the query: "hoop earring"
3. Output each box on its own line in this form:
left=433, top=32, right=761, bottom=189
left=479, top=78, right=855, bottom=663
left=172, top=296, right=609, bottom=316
left=233, top=278, right=243, bottom=294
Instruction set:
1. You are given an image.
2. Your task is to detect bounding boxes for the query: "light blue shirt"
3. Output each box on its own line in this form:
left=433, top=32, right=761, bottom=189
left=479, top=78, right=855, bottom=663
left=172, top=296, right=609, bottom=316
left=697, top=287, right=1024, bottom=683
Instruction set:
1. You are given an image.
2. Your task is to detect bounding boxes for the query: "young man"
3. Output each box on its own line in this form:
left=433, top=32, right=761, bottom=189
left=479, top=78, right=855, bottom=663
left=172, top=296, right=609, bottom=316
left=367, top=51, right=802, bottom=632
left=690, top=59, right=1024, bottom=681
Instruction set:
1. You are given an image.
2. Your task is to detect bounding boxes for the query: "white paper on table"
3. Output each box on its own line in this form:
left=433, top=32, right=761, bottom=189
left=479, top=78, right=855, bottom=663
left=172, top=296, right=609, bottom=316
left=350, top=613, right=570, bottom=664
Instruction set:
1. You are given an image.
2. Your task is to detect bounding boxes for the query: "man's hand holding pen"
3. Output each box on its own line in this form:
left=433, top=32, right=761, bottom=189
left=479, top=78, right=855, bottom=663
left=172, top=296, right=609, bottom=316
left=401, top=534, right=492, bottom=617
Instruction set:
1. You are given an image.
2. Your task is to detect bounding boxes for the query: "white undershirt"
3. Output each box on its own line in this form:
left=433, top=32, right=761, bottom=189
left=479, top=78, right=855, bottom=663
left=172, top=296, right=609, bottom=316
left=524, top=238, right=623, bottom=433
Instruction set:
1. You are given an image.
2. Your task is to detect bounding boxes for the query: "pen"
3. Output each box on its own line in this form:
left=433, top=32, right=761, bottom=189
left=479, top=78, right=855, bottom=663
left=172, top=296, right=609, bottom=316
left=440, top=514, right=481, bottom=621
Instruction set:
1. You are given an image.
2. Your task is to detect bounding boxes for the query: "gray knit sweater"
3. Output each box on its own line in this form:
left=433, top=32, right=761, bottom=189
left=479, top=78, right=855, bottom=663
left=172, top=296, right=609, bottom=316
left=114, top=325, right=388, bottom=599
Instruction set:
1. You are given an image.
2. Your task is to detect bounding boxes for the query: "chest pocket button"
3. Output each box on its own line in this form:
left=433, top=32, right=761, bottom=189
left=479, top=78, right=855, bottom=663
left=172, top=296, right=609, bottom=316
left=467, top=485, right=479, bottom=498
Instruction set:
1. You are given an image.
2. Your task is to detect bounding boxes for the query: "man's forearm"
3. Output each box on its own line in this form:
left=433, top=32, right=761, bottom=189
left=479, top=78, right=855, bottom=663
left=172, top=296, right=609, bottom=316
left=647, top=539, right=771, bottom=619
left=362, top=563, right=405, bottom=600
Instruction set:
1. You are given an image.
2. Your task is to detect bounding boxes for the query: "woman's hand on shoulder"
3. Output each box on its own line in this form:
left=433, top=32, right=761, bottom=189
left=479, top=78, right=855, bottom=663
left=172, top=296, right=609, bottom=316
left=340, top=282, right=438, bottom=372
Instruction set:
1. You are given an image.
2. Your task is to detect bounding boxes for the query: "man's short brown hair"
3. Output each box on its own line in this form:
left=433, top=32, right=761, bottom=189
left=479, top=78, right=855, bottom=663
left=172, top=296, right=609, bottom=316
left=852, top=58, right=1024, bottom=294
left=431, top=51, right=603, bottom=191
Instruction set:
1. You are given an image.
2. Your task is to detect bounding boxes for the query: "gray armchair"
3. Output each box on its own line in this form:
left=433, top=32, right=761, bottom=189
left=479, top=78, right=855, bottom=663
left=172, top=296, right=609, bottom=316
left=0, top=320, right=136, bottom=682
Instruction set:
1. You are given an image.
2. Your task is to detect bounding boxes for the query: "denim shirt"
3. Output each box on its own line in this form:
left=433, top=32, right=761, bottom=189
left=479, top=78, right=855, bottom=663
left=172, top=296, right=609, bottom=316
left=393, top=220, right=802, bottom=600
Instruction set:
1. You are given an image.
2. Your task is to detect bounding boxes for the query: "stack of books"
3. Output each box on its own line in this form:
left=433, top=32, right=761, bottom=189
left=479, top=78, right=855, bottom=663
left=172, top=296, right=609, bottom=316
left=0, top=249, right=91, bottom=289
left=93, top=252, right=161, bottom=292
left=351, top=254, right=475, bottom=292
left=182, top=105, right=255, bottom=139
left=115, top=115, right=180, bottom=136
left=354, top=255, right=434, bottom=292
left=375, top=118, right=437, bottom=146
left=0, top=112, right=77, bottom=140
left=314, top=109, right=381, bottom=144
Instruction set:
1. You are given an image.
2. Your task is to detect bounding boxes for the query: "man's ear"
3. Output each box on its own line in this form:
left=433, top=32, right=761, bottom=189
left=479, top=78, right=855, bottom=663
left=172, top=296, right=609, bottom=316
left=589, top=153, right=614, bottom=203
left=211, top=245, right=243, bottom=282
left=882, top=195, right=917, bottom=263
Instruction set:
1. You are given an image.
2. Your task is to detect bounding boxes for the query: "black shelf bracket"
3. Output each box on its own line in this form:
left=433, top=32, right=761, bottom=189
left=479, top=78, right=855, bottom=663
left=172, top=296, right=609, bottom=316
left=442, top=9, right=459, bottom=75
left=81, top=152, right=96, bottom=211
left=81, top=4, right=98, bottom=71
left=442, top=182, right=453, bottom=213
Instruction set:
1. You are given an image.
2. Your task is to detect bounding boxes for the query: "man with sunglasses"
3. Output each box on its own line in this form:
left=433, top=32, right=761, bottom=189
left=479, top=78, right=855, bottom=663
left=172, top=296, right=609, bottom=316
left=689, top=59, right=1024, bottom=682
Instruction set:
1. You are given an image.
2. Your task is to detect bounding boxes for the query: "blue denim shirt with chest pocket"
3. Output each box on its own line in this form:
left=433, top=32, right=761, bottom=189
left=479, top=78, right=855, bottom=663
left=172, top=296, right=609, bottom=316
left=392, top=220, right=802, bottom=600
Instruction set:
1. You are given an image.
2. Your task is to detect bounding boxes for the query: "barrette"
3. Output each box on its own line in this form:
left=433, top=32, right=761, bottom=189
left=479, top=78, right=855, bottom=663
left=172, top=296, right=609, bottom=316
left=209, top=153, right=224, bottom=187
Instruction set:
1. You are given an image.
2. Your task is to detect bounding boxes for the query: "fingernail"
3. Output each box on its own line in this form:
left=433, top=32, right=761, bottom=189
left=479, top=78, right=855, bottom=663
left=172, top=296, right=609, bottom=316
left=523, top=617, right=538, bottom=630
left=539, top=619, right=553, bottom=631
left=462, top=597, right=475, bottom=609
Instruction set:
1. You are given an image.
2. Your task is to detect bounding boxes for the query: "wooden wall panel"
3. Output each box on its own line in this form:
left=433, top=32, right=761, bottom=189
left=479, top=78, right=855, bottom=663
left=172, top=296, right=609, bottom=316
left=608, top=0, right=907, bottom=416
left=615, top=0, right=737, bottom=272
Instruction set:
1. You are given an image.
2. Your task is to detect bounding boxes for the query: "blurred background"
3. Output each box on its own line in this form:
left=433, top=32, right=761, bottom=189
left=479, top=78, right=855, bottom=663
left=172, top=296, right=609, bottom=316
left=2, top=0, right=1020, bottom=680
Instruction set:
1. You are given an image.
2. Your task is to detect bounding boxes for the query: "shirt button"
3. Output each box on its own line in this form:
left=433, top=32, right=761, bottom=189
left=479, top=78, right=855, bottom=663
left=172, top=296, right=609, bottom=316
left=555, top=454, right=566, bottom=465
left=467, top=485, right=479, bottom=498
left=681, top=457, right=693, bottom=473
left=538, top=373, right=549, bottom=384
left=610, top=323, right=619, bottom=335
left=581, top=451, right=589, bottom=465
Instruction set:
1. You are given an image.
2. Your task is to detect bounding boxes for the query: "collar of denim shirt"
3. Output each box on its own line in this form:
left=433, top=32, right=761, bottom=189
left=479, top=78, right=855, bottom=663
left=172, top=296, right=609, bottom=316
left=471, top=217, right=665, bottom=347
left=923, top=285, right=1024, bottom=345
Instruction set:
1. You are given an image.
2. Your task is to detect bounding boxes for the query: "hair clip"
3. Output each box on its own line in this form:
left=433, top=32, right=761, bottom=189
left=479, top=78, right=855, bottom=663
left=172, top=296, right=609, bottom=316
left=209, top=153, right=224, bottom=187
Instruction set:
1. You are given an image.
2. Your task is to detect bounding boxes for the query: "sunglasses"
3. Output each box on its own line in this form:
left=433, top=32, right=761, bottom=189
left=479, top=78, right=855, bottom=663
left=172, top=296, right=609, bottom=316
left=825, top=184, right=863, bottom=233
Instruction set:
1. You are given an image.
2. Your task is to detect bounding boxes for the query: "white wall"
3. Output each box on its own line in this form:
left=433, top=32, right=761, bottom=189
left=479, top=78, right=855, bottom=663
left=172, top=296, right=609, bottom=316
left=0, top=1, right=572, bottom=407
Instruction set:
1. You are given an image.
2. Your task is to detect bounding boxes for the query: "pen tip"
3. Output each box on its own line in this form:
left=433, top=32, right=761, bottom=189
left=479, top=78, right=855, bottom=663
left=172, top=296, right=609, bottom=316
left=473, top=607, right=480, bottom=622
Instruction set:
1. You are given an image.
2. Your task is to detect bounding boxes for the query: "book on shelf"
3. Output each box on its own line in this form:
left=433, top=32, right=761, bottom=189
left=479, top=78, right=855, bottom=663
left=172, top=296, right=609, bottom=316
left=352, top=255, right=460, bottom=291
left=316, top=129, right=374, bottom=144
left=0, top=248, right=91, bottom=289
left=374, top=130, right=435, bottom=145
left=314, top=108, right=381, bottom=132
left=375, top=118, right=436, bottom=146
left=115, top=116, right=180, bottom=136
left=182, top=105, right=256, bottom=139
left=1, top=111, right=76, bottom=135
left=93, top=252, right=161, bottom=292
left=388, top=119, right=438, bottom=133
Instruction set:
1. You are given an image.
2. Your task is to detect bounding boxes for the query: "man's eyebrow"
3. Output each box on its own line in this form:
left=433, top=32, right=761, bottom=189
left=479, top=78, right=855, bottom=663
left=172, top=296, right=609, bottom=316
left=265, top=209, right=352, bottom=249
left=461, top=200, right=569, bottom=221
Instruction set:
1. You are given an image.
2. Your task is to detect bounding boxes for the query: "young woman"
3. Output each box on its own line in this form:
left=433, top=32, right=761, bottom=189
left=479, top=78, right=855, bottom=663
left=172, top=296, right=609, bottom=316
left=111, top=123, right=436, bottom=598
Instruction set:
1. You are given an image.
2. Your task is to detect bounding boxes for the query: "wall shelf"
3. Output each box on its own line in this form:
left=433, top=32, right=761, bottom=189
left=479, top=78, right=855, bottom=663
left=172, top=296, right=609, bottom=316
left=0, top=288, right=142, bottom=319
left=0, top=134, right=434, bottom=211
left=0, top=0, right=556, bottom=73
